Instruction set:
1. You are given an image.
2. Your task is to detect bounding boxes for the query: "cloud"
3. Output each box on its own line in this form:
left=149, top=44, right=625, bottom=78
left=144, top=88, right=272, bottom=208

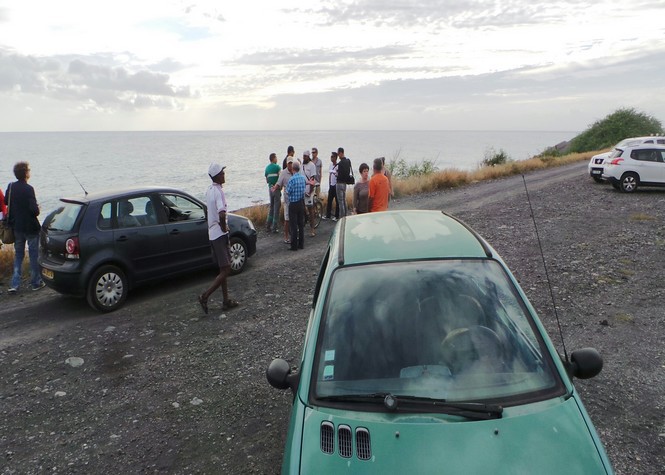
left=0, top=50, right=190, bottom=111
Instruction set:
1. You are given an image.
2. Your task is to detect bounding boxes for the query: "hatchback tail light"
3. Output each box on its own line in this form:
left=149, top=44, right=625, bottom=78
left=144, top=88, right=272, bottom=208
left=65, top=237, right=80, bottom=259
left=609, top=158, right=624, bottom=165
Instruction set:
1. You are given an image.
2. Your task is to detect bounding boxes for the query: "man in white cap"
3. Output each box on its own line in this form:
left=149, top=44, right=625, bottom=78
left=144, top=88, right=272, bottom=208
left=198, top=163, right=239, bottom=314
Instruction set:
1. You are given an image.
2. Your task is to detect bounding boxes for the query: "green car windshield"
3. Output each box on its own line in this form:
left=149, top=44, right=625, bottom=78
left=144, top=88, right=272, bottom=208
left=312, top=260, right=564, bottom=406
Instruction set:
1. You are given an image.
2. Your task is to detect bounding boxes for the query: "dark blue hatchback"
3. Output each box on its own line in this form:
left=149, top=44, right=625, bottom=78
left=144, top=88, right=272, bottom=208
left=39, top=186, right=257, bottom=312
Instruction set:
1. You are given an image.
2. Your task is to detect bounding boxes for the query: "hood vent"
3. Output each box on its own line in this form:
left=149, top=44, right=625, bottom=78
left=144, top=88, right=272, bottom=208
left=356, top=427, right=371, bottom=460
left=320, top=422, right=371, bottom=461
left=338, top=425, right=353, bottom=458
left=320, top=421, right=334, bottom=454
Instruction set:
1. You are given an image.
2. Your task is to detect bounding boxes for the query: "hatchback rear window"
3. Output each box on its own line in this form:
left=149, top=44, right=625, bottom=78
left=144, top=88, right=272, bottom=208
left=45, top=201, right=84, bottom=232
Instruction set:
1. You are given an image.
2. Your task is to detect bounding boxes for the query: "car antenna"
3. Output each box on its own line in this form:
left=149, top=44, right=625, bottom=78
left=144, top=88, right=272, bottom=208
left=521, top=174, right=568, bottom=363
left=68, top=166, right=88, bottom=196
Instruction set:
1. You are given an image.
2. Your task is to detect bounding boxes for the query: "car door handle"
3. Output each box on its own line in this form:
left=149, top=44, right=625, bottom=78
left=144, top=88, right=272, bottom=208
left=169, top=229, right=180, bottom=235
left=116, top=235, right=129, bottom=241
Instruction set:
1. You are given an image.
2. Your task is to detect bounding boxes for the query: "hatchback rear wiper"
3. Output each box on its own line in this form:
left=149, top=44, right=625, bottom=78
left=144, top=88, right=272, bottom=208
left=318, top=393, right=503, bottom=420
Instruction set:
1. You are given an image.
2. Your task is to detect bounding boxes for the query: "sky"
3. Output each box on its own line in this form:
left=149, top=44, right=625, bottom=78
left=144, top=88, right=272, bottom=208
left=0, top=0, right=664, bottom=132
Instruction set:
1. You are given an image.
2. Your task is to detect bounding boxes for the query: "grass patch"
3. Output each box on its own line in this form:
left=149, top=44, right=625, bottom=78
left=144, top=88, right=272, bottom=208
left=613, top=313, right=634, bottom=323
left=629, top=213, right=656, bottom=222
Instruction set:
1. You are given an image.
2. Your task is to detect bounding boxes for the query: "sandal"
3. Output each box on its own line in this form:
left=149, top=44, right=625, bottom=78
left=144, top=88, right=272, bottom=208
left=198, top=294, right=209, bottom=315
left=223, top=299, right=239, bottom=310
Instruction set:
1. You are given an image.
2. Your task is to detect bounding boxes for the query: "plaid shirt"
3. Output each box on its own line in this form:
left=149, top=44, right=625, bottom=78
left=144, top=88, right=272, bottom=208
left=286, top=173, right=307, bottom=202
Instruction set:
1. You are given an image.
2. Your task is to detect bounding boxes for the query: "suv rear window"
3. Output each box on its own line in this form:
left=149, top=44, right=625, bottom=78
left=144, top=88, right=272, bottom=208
left=45, top=201, right=84, bottom=232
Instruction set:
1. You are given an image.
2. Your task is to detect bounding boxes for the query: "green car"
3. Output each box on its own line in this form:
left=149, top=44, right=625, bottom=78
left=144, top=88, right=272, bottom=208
left=267, top=210, right=613, bottom=474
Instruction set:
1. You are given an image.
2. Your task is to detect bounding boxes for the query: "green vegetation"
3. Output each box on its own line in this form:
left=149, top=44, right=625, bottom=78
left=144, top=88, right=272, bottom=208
left=481, top=147, right=511, bottom=167
left=387, top=158, right=438, bottom=178
left=567, top=108, right=663, bottom=153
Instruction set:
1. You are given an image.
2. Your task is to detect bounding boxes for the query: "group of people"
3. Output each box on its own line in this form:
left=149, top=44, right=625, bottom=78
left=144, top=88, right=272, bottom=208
left=264, top=146, right=394, bottom=249
left=1, top=161, right=46, bottom=293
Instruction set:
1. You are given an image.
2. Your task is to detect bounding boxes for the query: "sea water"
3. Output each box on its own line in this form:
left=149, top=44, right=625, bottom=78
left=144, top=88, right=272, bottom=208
left=0, top=130, right=576, bottom=214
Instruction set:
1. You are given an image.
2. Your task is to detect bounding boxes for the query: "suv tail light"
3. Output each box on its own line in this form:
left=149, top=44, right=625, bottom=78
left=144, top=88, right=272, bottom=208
left=65, top=237, right=80, bottom=259
left=609, top=158, right=624, bottom=165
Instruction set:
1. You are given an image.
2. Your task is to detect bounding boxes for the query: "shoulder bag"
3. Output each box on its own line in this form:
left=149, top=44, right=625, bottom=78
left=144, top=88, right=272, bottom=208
left=0, top=184, right=15, bottom=244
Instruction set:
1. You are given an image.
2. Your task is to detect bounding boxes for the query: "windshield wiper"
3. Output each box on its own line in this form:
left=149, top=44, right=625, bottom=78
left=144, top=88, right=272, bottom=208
left=318, top=393, right=503, bottom=420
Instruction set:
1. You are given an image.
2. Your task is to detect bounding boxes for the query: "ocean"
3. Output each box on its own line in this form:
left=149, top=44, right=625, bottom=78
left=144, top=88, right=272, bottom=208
left=0, top=130, right=576, bottom=215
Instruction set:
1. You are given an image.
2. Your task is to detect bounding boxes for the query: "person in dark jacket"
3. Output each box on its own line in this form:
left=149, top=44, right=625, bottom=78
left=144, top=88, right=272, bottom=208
left=5, top=161, right=44, bottom=293
left=335, top=147, right=353, bottom=218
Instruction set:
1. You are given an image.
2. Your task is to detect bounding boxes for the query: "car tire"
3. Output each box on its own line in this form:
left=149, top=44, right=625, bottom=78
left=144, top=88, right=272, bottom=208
left=620, top=173, right=639, bottom=193
left=86, top=265, right=128, bottom=313
left=229, top=237, right=247, bottom=275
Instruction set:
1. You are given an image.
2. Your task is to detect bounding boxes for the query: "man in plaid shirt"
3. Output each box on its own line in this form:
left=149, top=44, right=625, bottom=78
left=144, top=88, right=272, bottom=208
left=286, top=161, right=307, bottom=251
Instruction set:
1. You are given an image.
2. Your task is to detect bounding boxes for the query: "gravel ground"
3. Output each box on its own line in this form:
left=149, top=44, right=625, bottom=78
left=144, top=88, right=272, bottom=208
left=1, top=161, right=664, bottom=474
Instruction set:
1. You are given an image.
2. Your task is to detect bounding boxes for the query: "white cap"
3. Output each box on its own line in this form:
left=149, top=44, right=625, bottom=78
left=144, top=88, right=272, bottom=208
left=208, top=163, right=226, bottom=178
left=303, top=150, right=310, bottom=157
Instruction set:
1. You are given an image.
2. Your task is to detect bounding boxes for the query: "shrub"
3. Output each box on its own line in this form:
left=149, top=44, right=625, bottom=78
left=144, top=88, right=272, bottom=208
left=481, top=148, right=511, bottom=167
left=568, top=108, right=663, bottom=153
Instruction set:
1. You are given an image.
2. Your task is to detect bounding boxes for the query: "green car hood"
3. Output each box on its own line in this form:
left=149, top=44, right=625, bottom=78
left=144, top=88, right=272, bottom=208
left=295, top=397, right=610, bottom=474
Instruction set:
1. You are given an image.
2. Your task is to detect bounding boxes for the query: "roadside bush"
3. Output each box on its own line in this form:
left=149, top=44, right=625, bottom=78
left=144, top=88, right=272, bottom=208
left=387, top=158, right=438, bottom=178
left=568, top=108, right=663, bottom=153
left=481, top=148, right=511, bottom=167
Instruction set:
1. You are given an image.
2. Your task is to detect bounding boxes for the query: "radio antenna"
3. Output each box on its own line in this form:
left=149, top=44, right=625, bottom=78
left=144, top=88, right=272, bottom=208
left=521, top=174, right=568, bottom=362
left=68, top=166, right=88, bottom=196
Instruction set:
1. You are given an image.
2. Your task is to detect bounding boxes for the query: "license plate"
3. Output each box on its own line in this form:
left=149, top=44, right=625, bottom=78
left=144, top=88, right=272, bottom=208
left=591, top=169, right=602, bottom=175
left=41, top=268, right=54, bottom=279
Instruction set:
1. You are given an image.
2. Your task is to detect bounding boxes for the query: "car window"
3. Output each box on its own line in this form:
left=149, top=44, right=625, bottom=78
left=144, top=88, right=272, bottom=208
left=632, top=149, right=659, bottom=162
left=114, top=196, right=152, bottom=229
left=160, top=194, right=205, bottom=222
left=98, top=202, right=113, bottom=230
left=45, top=201, right=84, bottom=232
left=312, top=260, right=561, bottom=406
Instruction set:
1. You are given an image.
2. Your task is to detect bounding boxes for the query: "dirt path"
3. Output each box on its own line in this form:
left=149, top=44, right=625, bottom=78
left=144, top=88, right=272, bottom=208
left=1, top=161, right=663, bottom=474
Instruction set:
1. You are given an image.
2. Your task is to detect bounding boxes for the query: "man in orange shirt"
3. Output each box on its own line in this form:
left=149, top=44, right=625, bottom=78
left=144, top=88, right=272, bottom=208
left=368, top=158, right=391, bottom=212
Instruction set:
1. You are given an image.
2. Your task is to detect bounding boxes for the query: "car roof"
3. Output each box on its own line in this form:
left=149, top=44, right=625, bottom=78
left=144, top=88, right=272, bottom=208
left=620, top=143, right=665, bottom=151
left=336, top=210, right=492, bottom=266
left=60, top=186, right=196, bottom=204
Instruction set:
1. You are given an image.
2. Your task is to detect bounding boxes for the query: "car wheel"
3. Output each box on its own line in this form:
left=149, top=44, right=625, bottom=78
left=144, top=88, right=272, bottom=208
left=229, top=237, right=247, bottom=275
left=620, top=172, right=639, bottom=193
left=592, top=176, right=603, bottom=183
left=86, top=265, right=128, bottom=312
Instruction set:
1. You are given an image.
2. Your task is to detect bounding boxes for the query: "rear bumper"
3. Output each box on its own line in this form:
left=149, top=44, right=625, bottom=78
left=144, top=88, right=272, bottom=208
left=39, top=259, right=86, bottom=297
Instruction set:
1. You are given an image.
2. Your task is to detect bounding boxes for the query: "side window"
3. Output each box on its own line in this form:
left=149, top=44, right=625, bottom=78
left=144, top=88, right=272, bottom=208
left=98, top=202, right=113, bottom=230
left=658, top=151, right=665, bottom=163
left=657, top=139, right=665, bottom=144
left=159, top=194, right=205, bottom=222
left=115, top=196, right=153, bottom=228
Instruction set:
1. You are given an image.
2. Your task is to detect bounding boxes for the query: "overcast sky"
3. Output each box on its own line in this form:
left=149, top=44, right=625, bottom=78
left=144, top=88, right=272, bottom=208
left=1, top=0, right=663, bottom=132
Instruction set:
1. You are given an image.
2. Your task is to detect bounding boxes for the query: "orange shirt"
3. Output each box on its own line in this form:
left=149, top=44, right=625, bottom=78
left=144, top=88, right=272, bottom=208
left=368, top=173, right=390, bottom=212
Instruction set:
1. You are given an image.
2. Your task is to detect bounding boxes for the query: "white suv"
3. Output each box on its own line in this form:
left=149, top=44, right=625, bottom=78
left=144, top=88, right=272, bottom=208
left=588, top=136, right=665, bottom=182
left=602, top=144, right=665, bottom=192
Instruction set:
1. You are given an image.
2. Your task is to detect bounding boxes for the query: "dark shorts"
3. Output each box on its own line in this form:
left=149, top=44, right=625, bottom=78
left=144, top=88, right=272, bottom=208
left=210, top=234, right=232, bottom=269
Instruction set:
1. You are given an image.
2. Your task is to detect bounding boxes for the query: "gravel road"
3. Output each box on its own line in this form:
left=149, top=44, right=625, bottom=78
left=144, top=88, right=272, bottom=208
left=1, top=161, right=664, bottom=474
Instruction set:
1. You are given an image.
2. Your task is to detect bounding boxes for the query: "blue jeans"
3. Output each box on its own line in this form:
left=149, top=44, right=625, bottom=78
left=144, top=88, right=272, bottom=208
left=11, top=231, right=42, bottom=289
left=267, top=188, right=281, bottom=231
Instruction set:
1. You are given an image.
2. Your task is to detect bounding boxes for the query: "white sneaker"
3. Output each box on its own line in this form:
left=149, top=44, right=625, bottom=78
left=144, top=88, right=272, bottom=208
left=331, top=217, right=338, bottom=222
left=7, top=287, right=18, bottom=294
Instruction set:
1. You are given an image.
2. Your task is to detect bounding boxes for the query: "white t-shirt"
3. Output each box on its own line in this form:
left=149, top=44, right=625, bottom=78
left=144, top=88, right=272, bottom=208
left=206, top=182, right=228, bottom=240
left=329, top=163, right=338, bottom=186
